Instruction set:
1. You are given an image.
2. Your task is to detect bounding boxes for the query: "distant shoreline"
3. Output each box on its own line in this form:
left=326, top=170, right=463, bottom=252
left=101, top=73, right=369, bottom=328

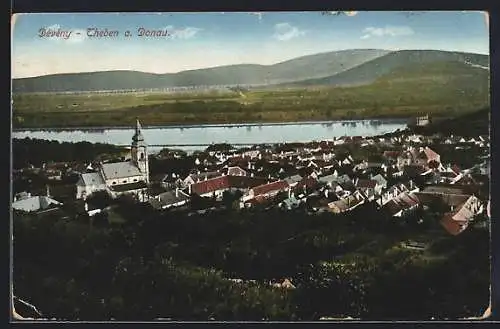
left=12, top=118, right=410, bottom=132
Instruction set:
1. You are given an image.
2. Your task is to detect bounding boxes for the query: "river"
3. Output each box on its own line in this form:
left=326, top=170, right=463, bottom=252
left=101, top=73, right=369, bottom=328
left=12, top=120, right=408, bottom=153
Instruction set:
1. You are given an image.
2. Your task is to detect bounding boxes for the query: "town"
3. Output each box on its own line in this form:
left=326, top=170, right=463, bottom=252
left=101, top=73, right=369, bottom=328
left=13, top=118, right=490, bottom=237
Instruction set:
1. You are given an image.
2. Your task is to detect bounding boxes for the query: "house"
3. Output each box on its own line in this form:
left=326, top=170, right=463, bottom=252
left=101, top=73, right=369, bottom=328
left=355, top=179, right=380, bottom=198
left=440, top=195, right=482, bottom=235
left=183, top=171, right=222, bottom=186
left=45, top=169, right=63, bottom=181
left=381, top=192, right=420, bottom=218
left=76, top=172, right=107, bottom=199
left=398, top=146, right=441, bottom=170
left=294, top=176, right=319, bottom=194
left=284, top=174, right=303, bottom=187
left=12, top=190, right=62, bottom=213
left=75, top=120, right=149, bottom=200
left=328, top=192, right=365, bottom=214
left=243, top=180, right=289, bottom=202
left=279, top=195, right=302, bottom=210
left=225, top=166, right=247, bottom=176
left=150, top=188, right=190, bottom=210
left=371, top=174, right=388, bottom=189
left=188, top=175, right=268, bottom=199
left=415, top=114, right=430, bottom=126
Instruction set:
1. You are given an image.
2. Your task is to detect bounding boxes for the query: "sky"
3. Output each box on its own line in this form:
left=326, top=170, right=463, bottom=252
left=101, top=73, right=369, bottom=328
left=11, top=11, right=490, bottom=78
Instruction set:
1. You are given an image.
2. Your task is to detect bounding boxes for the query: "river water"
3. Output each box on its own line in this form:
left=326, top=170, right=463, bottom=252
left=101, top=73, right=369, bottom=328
left=12, top=120, right=408, bottom=153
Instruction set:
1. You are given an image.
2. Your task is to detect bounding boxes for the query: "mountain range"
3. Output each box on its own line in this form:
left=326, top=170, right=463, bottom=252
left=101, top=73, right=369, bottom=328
left=12, top=49, right=489, bottom=93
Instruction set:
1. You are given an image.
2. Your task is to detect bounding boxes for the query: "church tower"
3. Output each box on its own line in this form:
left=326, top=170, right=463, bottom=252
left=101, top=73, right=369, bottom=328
left=131, top=119, right=149, bottom=183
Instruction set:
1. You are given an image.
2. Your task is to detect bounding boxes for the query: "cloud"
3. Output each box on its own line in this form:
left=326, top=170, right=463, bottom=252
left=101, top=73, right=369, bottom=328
left=360, top=25, right=414, bottom=39
left=249, top=12, right=263, bottom=21
left=321, top=11, right=358, bottom=17
left=166, top=26, right=202, bottom=39
left=273, top=22, right=306, bottom=41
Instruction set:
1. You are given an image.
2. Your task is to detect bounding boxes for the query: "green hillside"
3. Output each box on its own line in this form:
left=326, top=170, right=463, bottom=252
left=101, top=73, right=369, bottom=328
left=12, top=49, right=389, bottom=93
left=283, top=50, right=489, bottom=87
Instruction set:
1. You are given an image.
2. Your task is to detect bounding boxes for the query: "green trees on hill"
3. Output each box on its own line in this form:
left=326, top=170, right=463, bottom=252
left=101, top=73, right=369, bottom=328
left=13, top=200, right=490, bottom=320
left=12, top=138, right=125, bottom=169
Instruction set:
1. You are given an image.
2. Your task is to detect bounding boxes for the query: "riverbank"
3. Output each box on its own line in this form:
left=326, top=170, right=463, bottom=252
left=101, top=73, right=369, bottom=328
left=12, top=78, right=489, bottom=129
left=12, top=118, right=409, bottom=132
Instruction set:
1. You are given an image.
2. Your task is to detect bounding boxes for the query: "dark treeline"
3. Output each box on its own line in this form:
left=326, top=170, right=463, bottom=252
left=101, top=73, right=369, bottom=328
left=13, top=200, right=490, bottom=321
left=411, top=107, right=489, bottom=137
left=12, top=138, right=126, bottom=169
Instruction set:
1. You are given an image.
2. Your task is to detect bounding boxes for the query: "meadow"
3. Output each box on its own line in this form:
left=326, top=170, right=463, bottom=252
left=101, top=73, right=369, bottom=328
left=12, top=74, right=490, bottom=129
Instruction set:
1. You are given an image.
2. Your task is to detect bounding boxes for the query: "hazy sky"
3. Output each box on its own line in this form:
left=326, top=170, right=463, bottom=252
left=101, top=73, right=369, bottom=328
left=11, top=11, right=489, bottom=78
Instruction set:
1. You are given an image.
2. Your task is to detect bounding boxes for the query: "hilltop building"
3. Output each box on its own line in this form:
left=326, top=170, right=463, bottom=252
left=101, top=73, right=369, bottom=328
left=415, top=114, right=430, bottom=126
left=76, top=120, right=150, bottom=201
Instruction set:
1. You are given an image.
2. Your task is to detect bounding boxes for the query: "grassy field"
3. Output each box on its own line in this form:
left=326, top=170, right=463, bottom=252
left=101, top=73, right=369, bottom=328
left=12, top=75, right=490, bottom=128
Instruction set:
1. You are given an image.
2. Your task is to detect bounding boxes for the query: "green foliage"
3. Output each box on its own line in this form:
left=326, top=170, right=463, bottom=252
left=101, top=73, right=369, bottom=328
left=13, top=200, right=490, bottom=320
left=12, top=138, right=125, bottom=169
left=12, top=51, right=489, bottom=129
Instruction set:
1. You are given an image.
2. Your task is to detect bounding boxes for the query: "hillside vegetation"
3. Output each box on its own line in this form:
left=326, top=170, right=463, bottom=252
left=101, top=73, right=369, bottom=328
left=12, top=50, right=490, bottom=128
left=12, top=49, right=390, bottom=93
left=282, top=50, right=489, bottom=87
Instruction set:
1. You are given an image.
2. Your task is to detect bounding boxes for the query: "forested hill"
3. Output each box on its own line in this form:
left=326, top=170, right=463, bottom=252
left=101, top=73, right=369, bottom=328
left=13, top=49, right=488, bottom=93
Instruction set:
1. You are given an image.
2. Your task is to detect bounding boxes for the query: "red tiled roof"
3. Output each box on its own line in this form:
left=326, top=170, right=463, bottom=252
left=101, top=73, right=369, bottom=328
left=451, top=202, right=475, bottom=222
left=383, top=151, right=400, bottom=158
left=383, top=199, right=403, bottom=216
left=356, top=179, right=377, bottom=189
left=191, top=175, right=268, bottom=195
left=399, top=193, right=420, bottom=207
left=440, top=214, right=467, bottom=235
left=251, top=180, right=289, bottom=196
left=451, top=165, right=461, bottom=175
left=191, top=176, right=230, bottom=195
left=423, top=147, right=440, bottom=161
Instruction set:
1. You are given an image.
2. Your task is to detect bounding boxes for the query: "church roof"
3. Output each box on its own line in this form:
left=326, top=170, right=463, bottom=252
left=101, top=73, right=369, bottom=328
left=78, top=172, right=105, bottom=186
left=101, top=161, right=142, bottom=180
left=109, top=181, right=148, bottom=192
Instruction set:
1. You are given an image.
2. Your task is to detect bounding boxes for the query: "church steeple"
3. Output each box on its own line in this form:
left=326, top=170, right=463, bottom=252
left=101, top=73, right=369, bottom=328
left=132, top=119, right=145, bottom=145
left=130, top=119, right=149, bottom=183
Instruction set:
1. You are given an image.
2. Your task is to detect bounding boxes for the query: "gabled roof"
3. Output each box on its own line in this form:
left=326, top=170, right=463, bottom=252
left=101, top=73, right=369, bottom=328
left=295, top=176, right=319, bottom=190
left=191, top=175, right=268, bottom=195
left=12, top=196, right=62, bottom=212
left=371, top=174, right=388, bottom=185
left=101, top=161, right=142, bottom=180
left=226, top=166, right=247, bottom=176
left=78, top=172, right=105, bottom=186
left=285, top=174, right=303, bottom=185
left=251, top=180, right=289, bottom=196
left=150, top=190, right=190, bottom=209
left=318, top=174, right=339, bottom=184
left=440, top=215, right=467, bottom=235
left=185, top=171, right=221, bottom=183
left=423, top=147, right=440, bottom=160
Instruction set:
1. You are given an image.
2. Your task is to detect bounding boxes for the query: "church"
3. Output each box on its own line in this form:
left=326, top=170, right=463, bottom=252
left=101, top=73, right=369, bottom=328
left=75, top=120, right=150, bottom=201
